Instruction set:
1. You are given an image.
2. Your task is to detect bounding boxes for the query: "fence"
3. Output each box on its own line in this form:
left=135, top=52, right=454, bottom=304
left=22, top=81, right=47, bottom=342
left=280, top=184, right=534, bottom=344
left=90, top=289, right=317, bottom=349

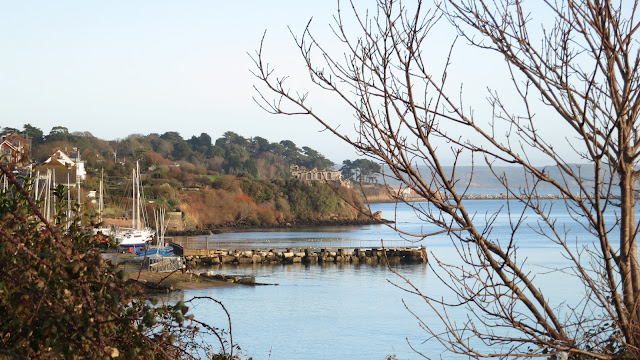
left=144, top=255, right=183, bottom=272
left=106, top=253, right=184, bottom=272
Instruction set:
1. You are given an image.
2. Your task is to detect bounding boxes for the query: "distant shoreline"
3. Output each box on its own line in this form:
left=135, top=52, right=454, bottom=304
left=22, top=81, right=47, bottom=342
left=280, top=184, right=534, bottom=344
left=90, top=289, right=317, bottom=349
left=370, top=193, right=597, bottom=203
left=166, top=217, right=393, bottom=237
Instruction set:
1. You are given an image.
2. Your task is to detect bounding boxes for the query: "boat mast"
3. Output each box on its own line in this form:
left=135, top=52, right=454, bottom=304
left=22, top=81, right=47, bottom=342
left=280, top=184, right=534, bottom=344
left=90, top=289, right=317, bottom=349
left=67, top=174, right=71, bottom=229
left=131, top=167, right=136, bottom=229
left=44, top=170, right=50, bottom=222
left=34, top=171, right=39, bottom=202
left=99, top=168, right=104, bottom=223
left=51, top=169, right=56, bottom=221
left=136, top=161, right=141, bottom=230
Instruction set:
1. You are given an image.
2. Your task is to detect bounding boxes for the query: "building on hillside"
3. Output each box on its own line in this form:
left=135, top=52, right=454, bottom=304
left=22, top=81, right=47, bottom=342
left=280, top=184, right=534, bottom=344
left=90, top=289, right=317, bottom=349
left=0, top=132, right=30, bottom=167
left=290, top=164, right=351, bottom=188
left=35, top=148, right=86, bottom=185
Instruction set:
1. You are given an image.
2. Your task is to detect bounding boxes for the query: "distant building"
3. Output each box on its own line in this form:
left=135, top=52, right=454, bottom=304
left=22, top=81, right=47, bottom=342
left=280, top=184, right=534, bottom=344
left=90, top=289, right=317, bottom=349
left=0, top=132, right=30, bottom=166
left=290, top=164, right=351, bottom=187
left=35, top=148, right=86, bottom=185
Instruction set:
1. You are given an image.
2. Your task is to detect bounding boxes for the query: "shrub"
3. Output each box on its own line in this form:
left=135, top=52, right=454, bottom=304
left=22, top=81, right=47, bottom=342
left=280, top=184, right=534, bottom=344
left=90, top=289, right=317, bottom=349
left=0, top=168, right=236, bottom=359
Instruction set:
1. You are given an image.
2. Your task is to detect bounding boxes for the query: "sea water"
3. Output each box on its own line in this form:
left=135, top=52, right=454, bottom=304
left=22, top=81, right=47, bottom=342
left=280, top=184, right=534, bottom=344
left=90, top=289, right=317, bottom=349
left=177, top=200, right=619, bottom=359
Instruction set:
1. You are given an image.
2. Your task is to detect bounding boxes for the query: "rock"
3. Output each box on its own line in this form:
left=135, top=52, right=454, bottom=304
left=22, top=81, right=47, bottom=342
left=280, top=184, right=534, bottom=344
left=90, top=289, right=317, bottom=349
left=221, top=255, right=236, bottom=264
left=213, top=273, right=227, bottom=280
left=387, top=257, right=401, bottom=264
left=238, top=277, right=256, bottom=284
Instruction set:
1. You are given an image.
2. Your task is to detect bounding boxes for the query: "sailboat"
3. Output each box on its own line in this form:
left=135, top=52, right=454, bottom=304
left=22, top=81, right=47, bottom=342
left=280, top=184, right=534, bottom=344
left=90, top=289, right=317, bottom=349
left=136, top=208, right=174, bottom=257
left=116, top=162, right=155, bottom=250
left=93, top=169, right=112, bottom=236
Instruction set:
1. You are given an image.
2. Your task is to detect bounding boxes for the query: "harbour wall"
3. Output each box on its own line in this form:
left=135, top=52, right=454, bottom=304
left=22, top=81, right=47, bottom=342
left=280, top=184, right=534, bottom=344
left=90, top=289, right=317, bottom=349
left=179, top=247, right=427, bottom=267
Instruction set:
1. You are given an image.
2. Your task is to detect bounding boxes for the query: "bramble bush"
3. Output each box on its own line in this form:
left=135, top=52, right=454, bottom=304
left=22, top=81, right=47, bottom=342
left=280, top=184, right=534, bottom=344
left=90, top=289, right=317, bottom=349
left=0, top=166, right=235, bottom=359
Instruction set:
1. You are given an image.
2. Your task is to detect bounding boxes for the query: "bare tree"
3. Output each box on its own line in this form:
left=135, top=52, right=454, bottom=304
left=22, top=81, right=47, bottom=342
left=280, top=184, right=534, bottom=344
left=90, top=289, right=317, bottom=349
left=252, top=0, right=640, bottom=358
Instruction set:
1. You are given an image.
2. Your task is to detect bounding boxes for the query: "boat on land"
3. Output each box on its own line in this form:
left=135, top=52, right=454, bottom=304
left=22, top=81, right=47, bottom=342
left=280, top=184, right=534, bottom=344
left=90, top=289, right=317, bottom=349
left=136, top=246, right=174, bottom=257
left=137, top=208, right=173, bottom=257
left=117, top=229, right=154, bottom=249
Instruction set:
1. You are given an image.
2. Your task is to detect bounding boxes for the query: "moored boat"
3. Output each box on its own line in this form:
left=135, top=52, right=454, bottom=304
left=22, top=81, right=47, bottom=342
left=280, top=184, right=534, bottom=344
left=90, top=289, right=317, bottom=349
left=116, top=162, right=155, bottom=251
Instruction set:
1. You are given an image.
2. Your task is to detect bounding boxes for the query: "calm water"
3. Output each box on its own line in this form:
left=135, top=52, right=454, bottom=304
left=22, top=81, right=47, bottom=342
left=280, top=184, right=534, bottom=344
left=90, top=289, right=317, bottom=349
left=174, top=200, right=618, bottom=359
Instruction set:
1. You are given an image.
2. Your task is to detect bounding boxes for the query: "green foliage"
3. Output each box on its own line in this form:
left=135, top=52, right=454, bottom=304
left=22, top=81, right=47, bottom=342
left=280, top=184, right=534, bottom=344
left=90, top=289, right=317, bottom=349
left=284, top=180, right=343, bottom=218
left=46, top=126, right=70, bottom=142
left=340, top=158, right=381, bottom=183
left=0, top=168, right=236, bottom=359
left=243, top=178, right=361, bottom=220
left=27, top=128, right=355, bottom=229
left=181, top=176, right=364, bottom=227
left=32, top=127, right=335, bottom=182
left=22, top=124, right=44, bottom=146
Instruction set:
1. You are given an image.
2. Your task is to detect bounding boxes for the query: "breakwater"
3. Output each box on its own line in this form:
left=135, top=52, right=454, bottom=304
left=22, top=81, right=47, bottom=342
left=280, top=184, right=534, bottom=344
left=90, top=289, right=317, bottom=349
left=174, top=245, right=428, bottom=267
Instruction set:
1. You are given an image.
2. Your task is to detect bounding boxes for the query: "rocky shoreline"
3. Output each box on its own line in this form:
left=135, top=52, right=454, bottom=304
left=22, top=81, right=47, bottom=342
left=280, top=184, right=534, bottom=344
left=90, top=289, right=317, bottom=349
left=166, top=216, right=392, bottom=237
left=128, top=270, right=239, bottom=292
left=182, top=247, right=428, bottom=267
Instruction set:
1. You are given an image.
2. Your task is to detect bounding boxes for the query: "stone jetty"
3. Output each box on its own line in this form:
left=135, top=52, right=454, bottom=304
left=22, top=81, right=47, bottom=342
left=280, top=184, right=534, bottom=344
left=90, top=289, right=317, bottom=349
left=179, top=247, right=427, bottom=268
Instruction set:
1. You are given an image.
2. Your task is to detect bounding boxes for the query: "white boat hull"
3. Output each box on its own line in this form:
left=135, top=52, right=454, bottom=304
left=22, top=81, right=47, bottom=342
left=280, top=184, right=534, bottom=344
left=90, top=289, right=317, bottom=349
left=116, top=229, right=155, bottom=248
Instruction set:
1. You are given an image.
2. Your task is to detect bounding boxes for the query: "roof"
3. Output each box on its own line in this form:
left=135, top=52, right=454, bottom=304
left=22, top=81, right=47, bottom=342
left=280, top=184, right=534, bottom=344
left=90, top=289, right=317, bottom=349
left=43, top=149, right=75, bottom=167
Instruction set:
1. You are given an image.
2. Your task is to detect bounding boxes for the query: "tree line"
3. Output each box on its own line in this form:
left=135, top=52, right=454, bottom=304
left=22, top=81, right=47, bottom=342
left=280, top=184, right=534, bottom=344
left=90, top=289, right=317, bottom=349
left=4, top=124, right=382, bottom=184
left=1, top=125, right=382, bottom=228
left=6, top=125, right=334, bottom=178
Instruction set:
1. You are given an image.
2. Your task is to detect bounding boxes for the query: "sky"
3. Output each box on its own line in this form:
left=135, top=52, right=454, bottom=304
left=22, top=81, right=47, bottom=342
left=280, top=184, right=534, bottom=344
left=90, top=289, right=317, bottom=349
left=0, top=1, right=578, bottom=166
left=0, top=1, right=363, bottom=163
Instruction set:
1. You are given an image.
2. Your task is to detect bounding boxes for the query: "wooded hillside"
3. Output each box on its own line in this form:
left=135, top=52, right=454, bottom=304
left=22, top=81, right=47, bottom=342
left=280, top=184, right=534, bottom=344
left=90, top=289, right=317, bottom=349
left=8, top=125, right=373, bottom=230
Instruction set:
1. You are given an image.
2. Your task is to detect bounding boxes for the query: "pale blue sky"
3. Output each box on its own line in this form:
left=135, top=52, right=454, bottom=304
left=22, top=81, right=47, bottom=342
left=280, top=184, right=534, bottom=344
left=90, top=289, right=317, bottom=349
left=0, top=1, right=575, bottom=165
left=0, top=0, right=362, bottom=162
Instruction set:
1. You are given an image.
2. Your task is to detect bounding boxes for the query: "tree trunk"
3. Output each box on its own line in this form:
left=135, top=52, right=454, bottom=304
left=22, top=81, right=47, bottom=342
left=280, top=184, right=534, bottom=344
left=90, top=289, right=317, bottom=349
left=619, top=135, right=640, bottom=346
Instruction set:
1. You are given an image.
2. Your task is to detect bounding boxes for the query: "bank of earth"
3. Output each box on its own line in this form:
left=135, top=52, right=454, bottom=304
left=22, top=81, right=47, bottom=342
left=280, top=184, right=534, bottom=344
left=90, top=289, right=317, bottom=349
left=129, top=271, right=239, bottom=291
